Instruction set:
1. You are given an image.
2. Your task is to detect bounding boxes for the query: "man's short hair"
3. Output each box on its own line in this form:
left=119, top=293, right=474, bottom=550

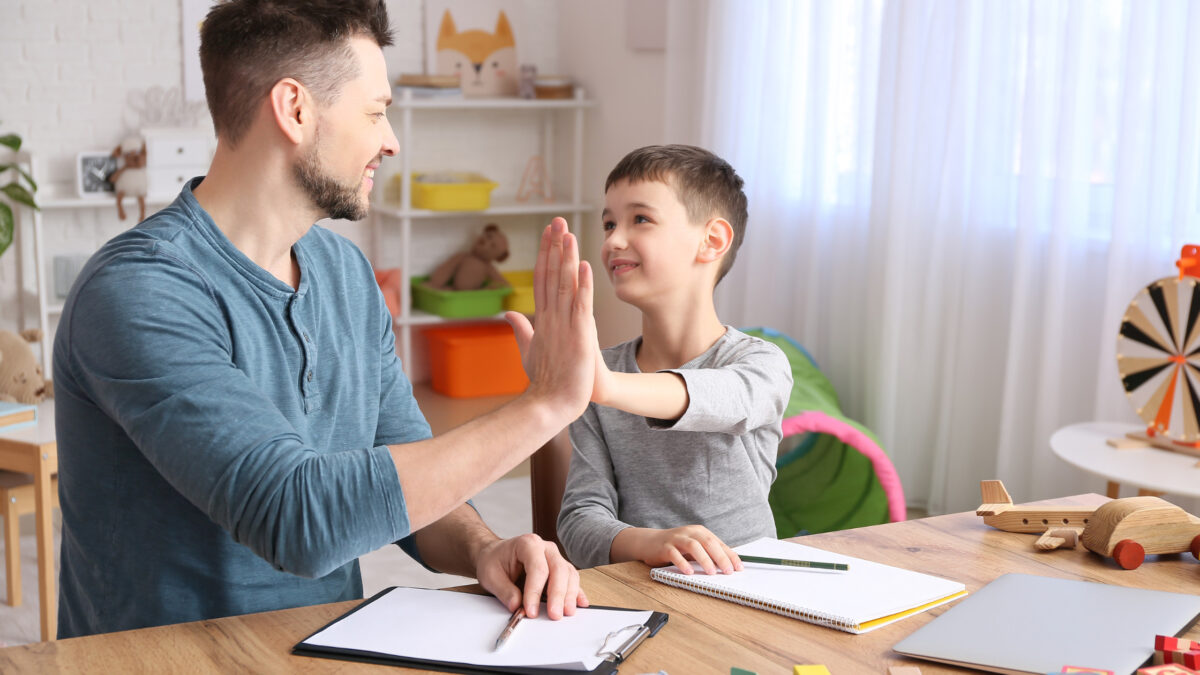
left=605, top=145, right=748, bottom=284
left=200, top=0, right=393, bottom=147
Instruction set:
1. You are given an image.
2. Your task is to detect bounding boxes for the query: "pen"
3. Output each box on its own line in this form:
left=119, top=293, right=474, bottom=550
left=739, top=555, right=849, bottom=571
left=493, top=607, right=525, bottom=650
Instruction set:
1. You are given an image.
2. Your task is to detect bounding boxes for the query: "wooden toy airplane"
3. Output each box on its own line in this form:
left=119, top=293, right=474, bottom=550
left=976, top=480, right=1094, bottom=548
left=976, top=480, right=1200, bottom=569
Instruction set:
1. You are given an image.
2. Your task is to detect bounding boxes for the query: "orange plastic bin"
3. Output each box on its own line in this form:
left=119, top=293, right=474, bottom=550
left=424, top=323, right=529, bottom=398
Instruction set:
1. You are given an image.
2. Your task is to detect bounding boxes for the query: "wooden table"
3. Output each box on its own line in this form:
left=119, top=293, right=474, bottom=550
left=1, top=493, right=1197, bottom=672
left=0, top=400, right=57, bottom=642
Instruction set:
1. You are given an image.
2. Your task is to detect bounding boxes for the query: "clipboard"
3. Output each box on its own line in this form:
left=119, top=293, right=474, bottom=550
left=292, top=586, right=669, bottom=674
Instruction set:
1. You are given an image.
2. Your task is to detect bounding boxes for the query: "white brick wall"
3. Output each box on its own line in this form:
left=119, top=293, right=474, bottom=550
left=0, top=0, right=563, bottom=340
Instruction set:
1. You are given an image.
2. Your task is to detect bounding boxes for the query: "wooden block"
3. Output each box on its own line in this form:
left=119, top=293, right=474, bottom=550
left=793, top=667, right=832, bottom=675
left=888, top=667, right=923, bottom=675
left=1061, top=667, right=1114, bottom=674
left=1107, top=437, right=1150, bottom=449
left=1138, top=665, right=1198, bottom=675
left=731, top=669, right=758, bottom=675
left=1154, top=650, right=1200, bottom=668
left=1159, top=636, right=1200, bottom=652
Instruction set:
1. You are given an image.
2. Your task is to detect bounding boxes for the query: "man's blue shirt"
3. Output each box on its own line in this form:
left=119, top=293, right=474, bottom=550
left=53, top=179, right=431, bottom=638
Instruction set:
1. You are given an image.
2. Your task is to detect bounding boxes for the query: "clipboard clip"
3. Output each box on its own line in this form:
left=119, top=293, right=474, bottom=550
left=595, top=623, right=651, bottom=663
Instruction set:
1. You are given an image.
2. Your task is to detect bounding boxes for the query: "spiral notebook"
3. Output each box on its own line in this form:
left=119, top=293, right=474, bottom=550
left=650, top=537, right=966, bottom=634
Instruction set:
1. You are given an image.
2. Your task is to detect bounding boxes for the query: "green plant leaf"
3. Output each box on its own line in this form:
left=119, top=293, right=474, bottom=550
left=0, top=163, right=38, bottom=193
left=0, top=134, right=20, bottom=152
left=1, top=182, right=38, bottom=210
left=0, top=202, right=12, bottom=259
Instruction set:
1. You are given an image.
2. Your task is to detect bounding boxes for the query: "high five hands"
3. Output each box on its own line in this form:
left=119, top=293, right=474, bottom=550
left=505, top=217, right=597, bottom=420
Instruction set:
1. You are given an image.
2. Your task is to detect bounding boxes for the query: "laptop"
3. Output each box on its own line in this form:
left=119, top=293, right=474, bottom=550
left=893, top=573, right=1200, bottom=675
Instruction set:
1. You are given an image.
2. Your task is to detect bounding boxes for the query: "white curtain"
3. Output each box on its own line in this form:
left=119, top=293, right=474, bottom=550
left=667, top=0, right=1200, bottom=514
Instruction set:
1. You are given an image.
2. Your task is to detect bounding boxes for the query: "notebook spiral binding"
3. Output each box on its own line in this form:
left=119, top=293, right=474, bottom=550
left=649, top=567, right=857, bottom=633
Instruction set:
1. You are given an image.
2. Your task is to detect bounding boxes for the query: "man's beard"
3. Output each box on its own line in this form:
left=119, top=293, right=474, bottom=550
left=293, top=135, right=372, bottom=222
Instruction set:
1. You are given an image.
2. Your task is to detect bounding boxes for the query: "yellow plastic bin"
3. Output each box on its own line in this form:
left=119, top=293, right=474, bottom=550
left=410, top=172, right=498, bottom=211
left=502, top=270, right=534, bottom=315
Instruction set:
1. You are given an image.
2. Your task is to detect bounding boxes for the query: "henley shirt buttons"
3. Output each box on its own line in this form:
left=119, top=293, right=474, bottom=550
left=307, top=371, right=314, bottom=382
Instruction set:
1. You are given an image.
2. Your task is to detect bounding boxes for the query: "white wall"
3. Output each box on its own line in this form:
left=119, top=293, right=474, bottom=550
left=0, top=0, right=666, bottom=354
left=558, top=0, right=667, bottom=347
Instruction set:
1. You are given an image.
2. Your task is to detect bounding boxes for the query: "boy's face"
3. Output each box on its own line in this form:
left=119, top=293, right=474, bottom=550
left=294, top=36, right=398, bottom=221
left=601, top=178, right=709, bottom=307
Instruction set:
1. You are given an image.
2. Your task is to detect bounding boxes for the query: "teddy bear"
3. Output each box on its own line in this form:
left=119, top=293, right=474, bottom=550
left=427, top=224, right=511, bottom=290
left=0, top=329, right=52, bottom=405
left=109, top=135, right=148, bottom=222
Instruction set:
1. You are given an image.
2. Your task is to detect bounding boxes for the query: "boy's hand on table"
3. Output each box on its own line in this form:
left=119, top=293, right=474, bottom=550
left=615, top=525, right=744, bottom=575
left=475, top=533, right=589, bottom=621
left=506, top=217, right=597, bottom=421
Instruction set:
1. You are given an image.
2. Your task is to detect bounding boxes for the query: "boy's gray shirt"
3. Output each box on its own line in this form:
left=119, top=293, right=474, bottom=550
left=558, top=326, right=792, bottom=568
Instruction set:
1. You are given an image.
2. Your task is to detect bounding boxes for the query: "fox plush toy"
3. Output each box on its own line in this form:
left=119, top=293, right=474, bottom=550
left=436, top=10, right=518, bottom=97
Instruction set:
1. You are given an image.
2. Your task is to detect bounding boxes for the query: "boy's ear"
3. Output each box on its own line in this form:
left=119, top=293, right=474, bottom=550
left=697, top=217, right=734, bottom=264
left=268, top=77, right=312, bottom=146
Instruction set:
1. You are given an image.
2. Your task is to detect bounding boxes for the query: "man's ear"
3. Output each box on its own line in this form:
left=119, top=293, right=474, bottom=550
left=697, top=217, right=734, bottom=264
left=268, top=78, right=311, bottom=146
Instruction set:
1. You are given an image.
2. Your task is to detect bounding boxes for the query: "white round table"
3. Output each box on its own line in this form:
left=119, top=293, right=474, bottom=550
left=1050, top=422, right=1200, bottom=499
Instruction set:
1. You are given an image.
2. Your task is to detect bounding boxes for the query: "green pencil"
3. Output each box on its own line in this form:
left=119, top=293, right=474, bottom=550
left=739, top=555, right=849, bottom=571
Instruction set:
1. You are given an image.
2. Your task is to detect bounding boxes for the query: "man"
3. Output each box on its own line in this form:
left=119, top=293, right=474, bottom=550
left=52, top=0, right=596, bottom=638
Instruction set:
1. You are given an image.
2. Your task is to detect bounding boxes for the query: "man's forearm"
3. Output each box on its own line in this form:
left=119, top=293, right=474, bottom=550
left=389, top=394, right=569, bottom=533
left=412, top=503, right=498, bottom=578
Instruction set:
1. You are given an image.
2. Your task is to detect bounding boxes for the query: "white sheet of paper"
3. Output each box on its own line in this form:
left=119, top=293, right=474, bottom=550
left=301, top=587, right=653, bottom=671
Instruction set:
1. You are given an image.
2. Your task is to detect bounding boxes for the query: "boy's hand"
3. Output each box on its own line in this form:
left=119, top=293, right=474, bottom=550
left=506, top=218, right=596, bottom=421
left=613, top=525, right=743, bottom=575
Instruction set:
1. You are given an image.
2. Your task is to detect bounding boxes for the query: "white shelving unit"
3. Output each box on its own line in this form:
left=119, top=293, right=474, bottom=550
left=375, top=88, right=593, bottom=379
left=14, top=154, right=173, bottom=376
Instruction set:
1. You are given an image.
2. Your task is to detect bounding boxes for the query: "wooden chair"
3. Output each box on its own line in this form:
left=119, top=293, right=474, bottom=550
left=0, top=470, right=59, bottom=607
left=530, top=429, right=572, bottom=553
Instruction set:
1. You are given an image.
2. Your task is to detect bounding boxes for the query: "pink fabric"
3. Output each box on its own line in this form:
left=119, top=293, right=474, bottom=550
left=781, top=412, right=907, bottom=522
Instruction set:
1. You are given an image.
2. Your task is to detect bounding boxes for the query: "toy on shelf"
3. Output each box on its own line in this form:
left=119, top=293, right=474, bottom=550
left=976, top=480, right=1200, bottom=570
left=1116, top=244, right=1200, bottom=458
left=427, top=224, right=510, bottom=291
left=435, top=10, right=518, bottom=98
left=109, top=135, right=148, bottom=222
left=0, top=330, right=52, bottom=404
left=516, top=155, right=552, bottom=203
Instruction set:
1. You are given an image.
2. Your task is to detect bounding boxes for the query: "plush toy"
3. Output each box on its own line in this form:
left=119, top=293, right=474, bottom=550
left=0, top=329, right=52, bottom=404
left=109, top=135, right=148, bottom=222
left=427, top=224, right=511, bottom=290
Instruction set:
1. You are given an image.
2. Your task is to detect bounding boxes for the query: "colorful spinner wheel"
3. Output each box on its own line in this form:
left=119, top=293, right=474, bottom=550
left=1116, top=245, right=1200, bottom=445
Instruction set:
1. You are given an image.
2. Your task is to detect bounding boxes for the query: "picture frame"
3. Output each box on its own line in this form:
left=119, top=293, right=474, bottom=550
left=76, top=151, right=117, bottom=198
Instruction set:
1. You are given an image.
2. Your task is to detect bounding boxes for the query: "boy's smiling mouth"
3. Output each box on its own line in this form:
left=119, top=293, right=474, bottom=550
left=609, top=259, right=639, bottom=275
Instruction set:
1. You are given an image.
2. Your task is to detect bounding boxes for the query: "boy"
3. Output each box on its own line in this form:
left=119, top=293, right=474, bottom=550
left=557, top=145, right=792, bottom=572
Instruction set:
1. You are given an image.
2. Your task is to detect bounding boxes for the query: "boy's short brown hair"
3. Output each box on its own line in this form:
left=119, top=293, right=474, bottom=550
left=605, top=145, right=748, bottom=284
left=200, top=0, right=393, bottom=147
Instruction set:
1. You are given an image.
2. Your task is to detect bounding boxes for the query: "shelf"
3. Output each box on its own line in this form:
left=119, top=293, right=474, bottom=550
left=35, top=184, right=175, bottom=210
left=392, top=90, right=593, bottom=111
left=373, top=199, right=592, bottom=220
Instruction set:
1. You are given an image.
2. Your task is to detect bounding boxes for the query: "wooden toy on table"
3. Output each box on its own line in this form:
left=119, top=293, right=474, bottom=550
left=976, top=480, right=1200, bottom=569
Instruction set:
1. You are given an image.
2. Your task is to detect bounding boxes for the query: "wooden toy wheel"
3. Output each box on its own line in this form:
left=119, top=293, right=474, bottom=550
left=1112, top=539, right=1145, bottom=570
left=1192, top=534, right=1200, bottom=561
left=1117, top=275, right=1200, bottom=442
